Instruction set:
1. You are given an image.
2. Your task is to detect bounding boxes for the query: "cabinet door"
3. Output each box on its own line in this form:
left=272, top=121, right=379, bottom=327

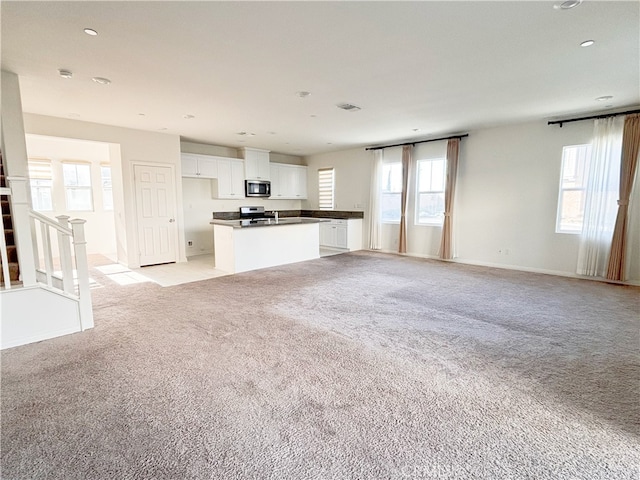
left=270, top=164, right=283, bottom=198
left=292, top=166, right=307, bottom=199
left=214, top=159, right=232, bottom=197
left=230, top=160, right=246, bottom=197
left=181, top=154, right=199, bottom=177
left=244, top=149, right=271, bottom=180
left=336, top=226, right=348, bottom=248
left=319, top=223, right=334, bottom=247
left=256, top=151, right=271, bottom=179
left=197, top=158, right=218, bottom=178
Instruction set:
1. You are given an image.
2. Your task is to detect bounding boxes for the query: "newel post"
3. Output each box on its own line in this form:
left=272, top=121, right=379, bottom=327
left=56, top=215, right=74, bottom=295
left=6, top=177, right=36, bottom=286
left=69, top=219, right=94, bottom=330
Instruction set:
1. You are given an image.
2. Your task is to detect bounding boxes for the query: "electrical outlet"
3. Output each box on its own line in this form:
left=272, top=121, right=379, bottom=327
left=188, top=241, right=193, bottom=247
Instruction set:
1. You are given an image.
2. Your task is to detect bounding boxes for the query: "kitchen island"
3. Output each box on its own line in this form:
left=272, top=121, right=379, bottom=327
left=210, top=218, right=325, bottom=274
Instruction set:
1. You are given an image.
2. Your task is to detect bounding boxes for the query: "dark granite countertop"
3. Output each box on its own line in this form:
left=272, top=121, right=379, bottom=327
left=211, top=217, right=327, bottom=229
left=212, top=210, right=364, bottom=220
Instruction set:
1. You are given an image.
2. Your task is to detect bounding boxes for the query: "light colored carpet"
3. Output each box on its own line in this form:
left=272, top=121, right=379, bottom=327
left=1, top=251, right=639, bottom=479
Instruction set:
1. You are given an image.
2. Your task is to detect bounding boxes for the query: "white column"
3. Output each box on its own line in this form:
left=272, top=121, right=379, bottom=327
left=70, top=219, right=94, bottom=330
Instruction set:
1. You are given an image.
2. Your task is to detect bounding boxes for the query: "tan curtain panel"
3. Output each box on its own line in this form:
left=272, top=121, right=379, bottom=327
left=606, top=113, right=640, bottom=281
left=440, top=138, right=460, bottom=260
left=399, top=145, right=412, bottom=253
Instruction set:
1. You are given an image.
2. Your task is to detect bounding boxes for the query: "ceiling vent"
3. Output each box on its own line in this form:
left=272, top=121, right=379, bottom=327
left=337, top=103, right=361, bottom=112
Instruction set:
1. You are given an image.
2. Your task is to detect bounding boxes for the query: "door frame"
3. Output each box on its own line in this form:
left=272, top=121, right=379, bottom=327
left=131, top=161, right=182, bottom=268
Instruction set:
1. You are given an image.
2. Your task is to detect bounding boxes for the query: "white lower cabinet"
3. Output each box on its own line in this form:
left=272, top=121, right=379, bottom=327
left=212, top=159, right=245, bottom=199
left=319, top=219, right=362, bottom=251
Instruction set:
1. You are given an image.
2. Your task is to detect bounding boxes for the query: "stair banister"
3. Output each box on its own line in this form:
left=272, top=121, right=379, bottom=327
left=0, top=187, right=11, bottom=289
left=70, top=218, right=94, bottom=330
left=56, top=215, right=75, bottom=295
left=6, top=177, right=36, bottom=285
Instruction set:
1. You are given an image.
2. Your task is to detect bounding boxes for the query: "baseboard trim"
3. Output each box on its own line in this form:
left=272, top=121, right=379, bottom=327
left=368, top=249, right=640, bottom=287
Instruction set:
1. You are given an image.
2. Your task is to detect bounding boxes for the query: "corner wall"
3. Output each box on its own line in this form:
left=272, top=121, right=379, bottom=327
left=23, top=113, right=185, bottom=268
left=303, top=119, right=640, bottom=282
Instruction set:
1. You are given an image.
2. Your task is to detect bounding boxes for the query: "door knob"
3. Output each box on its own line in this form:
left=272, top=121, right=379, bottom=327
left=169, top=218, right=175, bottom=223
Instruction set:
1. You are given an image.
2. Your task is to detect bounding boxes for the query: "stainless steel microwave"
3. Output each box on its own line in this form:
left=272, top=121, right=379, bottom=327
left=245, top=179, right=271, bottom=197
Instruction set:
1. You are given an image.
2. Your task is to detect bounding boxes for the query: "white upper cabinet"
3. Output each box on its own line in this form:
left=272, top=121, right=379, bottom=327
left=270, top=163, right=307, bottom=199
left=181, top=153, right=218, bottom=179
left=241, top=147, right=271, bottom=180
left=212, top=158, right=245, bottom=199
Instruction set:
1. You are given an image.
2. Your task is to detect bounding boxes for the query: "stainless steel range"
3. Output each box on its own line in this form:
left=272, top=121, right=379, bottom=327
left=239, top=206, right=276, bottom=224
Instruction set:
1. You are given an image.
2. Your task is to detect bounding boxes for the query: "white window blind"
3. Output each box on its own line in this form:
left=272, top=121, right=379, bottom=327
left=28, top=159, right=53, bottom=211
left=318, top=168, right=334, bottom=210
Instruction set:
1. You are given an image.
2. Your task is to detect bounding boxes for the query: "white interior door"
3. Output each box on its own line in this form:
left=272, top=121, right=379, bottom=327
left=134, top=164, right=177, bottom=266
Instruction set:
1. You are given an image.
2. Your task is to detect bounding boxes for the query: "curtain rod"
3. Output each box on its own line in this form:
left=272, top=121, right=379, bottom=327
left=365, top=133, right=469, bottom=151
left=548, top=108, right=640, bottom=127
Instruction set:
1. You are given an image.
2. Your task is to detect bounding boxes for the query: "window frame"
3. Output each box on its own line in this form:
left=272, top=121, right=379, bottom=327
left=381, top=162, right=403, bottom=224
left=100, top=164, right=114, bottom=211
left=28, top=159, right=54, bottom=212
left=414, top=157, right=446, bottom=226
left=556, top=144, right=591, bottom=234
left=62, top=162, right=94, bottom=212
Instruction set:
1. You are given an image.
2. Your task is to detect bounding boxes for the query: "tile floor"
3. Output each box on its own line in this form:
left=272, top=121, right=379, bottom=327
left=95, top=254, right=228, bottom=287
left=94, top=250, right=346, bottom=288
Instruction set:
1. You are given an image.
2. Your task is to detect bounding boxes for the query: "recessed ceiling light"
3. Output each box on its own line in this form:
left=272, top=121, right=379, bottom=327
left=92, top=77, right=111, bottom=85
left=580, top=40, right=595, bottom=47
left=84, top=28, right=98, bottom=36
left=296, top=91, right=311, bottom=98
left=412, top=128, right=420, bottom=132
left=58, top=69, right=73, bottom=79
left=337, top=103, right=361, bottom=112
left=310, top=114, right=317, bottom=118
left=183, top=114, right=195, bottom=119
left=267, top=131, right=276, bottom=135
left=596, top=95, right=613, bottom=101
left=138, top=113, right=145, bottom=116
left=554, top=0, right=582, bottom=10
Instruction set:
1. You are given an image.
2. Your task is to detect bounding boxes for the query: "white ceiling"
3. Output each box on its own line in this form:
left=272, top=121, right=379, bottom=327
left=2, top=1, right=639, bottom=156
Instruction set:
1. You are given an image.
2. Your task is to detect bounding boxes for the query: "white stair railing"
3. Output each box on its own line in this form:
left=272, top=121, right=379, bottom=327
left=0, top=185, right=11, bottom=288
left=2, top=176, right=94, bottom=330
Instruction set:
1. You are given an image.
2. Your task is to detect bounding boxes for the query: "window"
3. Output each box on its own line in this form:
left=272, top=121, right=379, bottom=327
left=415, top=158, right=446, bottom=225
left=28, top=160, right=53, bottom=211
left=381, top=162, right=402, bottom=222
left=318, top=168, right=334, bottom=210
left=556, top=144, right=591, bottom=233
left=101, top=165, right=113, bottom=211
left=63, top=163, right=93, bottom=211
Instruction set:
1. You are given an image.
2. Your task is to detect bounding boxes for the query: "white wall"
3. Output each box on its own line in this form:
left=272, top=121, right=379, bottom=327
left=455, top=120, right=592, bottom=275
left=304, top=119, right=640, bottom=283
left=180, top=141, right=305, bottom=256
left=25, top=134, right=117, bottom=256
left=23, top=113, right=185, bottom=268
